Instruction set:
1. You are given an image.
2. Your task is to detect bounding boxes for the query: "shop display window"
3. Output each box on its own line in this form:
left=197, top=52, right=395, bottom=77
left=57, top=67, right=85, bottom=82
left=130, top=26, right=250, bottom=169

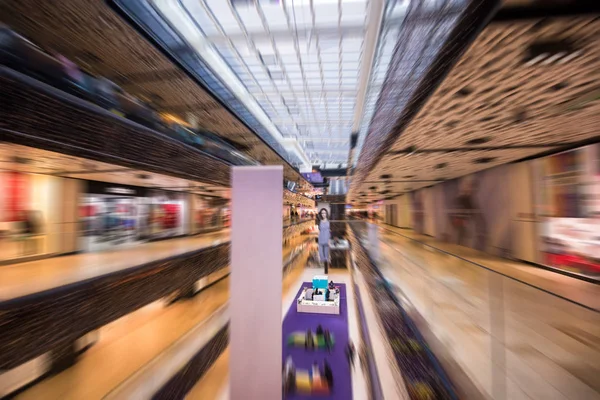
left=79, top=182, right=189, bottom=253
left=79, top=195, right=141, bottom=252
left=537, top=144, right=600, bottom=278
left=193, top=196, right=228, bottom=233
left=0, top=171, right=57, bottom=262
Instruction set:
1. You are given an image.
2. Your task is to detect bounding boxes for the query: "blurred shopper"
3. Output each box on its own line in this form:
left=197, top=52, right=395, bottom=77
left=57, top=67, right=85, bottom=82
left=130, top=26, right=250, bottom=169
left=454, top=177, right=487, bottom=250
left=55, top=52, right=85, bottom=87
left=346, top=341, right=356, bottom=367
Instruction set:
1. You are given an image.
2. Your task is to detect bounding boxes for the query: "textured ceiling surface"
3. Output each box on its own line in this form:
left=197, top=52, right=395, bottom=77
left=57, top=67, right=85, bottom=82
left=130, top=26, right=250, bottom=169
left=0, top=0, right=310, bottom=189
left=350, top=14, right=600, bottom=203
left=0, top=143, right=229, bottom=197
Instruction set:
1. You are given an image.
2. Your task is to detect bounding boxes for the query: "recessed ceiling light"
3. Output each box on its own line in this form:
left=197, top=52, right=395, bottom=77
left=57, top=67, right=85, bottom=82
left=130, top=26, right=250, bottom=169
left=380, top=174, right=392, bottom=179
left=435, top=162, right=448, bottom=169
left=549, top=81, right=568, bottom=91
left=466, top=137, right=491, bottom=145
left=514, top=110, right=528, bottom=124
left=13, top=156, right=31, bottom=165
left=455, top=86, right=473, bottom=97
left=369, top=186, right=376, bottom=190
left=474, top=157, right=496, bottom=164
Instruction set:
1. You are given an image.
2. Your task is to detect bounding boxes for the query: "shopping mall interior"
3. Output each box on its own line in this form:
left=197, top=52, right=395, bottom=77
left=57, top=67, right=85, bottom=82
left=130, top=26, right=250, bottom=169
left=0, top=0, right=598, bottom=399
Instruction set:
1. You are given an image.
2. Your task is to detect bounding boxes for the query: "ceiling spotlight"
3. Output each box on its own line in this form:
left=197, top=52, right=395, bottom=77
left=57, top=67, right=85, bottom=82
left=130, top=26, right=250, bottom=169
left=380, top=174, right=392, bottom=179
left=556, top=50, right=582, bottom=65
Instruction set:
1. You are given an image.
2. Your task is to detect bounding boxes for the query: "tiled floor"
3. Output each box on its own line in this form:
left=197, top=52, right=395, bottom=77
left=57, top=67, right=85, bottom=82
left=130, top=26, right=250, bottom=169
left=375, top=225, right=600, bottom=400
left=0, top=231, right=230, bottom=301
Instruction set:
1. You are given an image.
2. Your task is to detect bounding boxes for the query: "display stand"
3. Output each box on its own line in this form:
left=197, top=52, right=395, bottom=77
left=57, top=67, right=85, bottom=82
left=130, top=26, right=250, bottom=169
left=296, top=275, right=341, bottom=315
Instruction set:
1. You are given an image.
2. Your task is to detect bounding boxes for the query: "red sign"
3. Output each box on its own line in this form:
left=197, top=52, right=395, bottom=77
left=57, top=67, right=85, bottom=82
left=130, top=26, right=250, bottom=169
left=4, top=172, right=29, bottom=221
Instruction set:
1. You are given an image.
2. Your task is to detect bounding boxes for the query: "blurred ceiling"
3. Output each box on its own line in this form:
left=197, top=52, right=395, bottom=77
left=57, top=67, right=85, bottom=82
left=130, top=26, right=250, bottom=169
left=349, top=5, right=600, bottom=203
left=0, top=144, right=229, bottom=198
left=122, top=0, right=406, bottom=169
left=0, top=0, right=311, bottom=190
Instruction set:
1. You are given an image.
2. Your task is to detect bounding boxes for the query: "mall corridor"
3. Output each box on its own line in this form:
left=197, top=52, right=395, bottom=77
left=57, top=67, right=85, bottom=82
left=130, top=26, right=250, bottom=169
left=1, top=0, right=599, bottom=398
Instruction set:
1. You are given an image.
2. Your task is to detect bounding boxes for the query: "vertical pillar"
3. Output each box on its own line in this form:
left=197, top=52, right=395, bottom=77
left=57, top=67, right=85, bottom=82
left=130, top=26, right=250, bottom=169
left=230, top=166, right=283, bottom=399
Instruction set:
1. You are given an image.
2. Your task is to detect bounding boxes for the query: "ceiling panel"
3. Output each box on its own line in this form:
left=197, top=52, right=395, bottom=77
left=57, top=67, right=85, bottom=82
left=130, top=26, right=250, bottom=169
left=352, top=14, right=600, bottom=201
left=0, top=143, right=229, bottom=197
left=159, top=0, right=405, bottom=166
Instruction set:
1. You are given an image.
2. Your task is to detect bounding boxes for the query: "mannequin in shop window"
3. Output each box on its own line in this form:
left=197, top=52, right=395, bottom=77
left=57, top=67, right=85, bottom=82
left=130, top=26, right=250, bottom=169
left=318, top=208, right=331, bottom=273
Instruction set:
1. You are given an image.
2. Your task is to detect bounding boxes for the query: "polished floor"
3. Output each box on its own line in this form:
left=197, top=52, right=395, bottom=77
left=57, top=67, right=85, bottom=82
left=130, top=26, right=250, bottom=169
left=186, top=242, right=315, bottom=400
left=13, top=235, right=311, bottom=399
left=9, top=223, right=595, bottom=399
left=0, top=231, right=229, bottom=301
left=380, top=225, right=599, bottom=310
left=16, top=277, right=229, bottom=400
left=188, top=257, right=372, bottom=400
left=376, top=225, right=600, bottom=400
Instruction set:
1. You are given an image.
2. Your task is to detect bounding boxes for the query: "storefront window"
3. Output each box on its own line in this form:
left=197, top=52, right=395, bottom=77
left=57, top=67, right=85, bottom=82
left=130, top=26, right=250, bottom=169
left=146, top=190, right=187, bottom=239
left=0, top=171, right=60, bottom=262
left=193, top=195, right=228, bottom=233
left=79, top=181, right=189, bottom=253
left=536, top=144, right=600, bottom=278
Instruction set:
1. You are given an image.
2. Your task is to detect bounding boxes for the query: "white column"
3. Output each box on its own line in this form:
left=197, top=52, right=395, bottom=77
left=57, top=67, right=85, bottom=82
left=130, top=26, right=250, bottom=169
left=230, top=166, right=283, bottom=399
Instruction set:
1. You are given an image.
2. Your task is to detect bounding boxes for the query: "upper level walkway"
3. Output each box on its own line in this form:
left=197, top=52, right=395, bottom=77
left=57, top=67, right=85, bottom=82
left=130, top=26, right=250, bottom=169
left=0, top=230, right=229, bottom=302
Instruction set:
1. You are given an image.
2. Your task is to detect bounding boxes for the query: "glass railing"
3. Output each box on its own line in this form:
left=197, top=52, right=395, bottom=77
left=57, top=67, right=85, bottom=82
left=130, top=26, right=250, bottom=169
left=351, top=220, right=600, bottom=400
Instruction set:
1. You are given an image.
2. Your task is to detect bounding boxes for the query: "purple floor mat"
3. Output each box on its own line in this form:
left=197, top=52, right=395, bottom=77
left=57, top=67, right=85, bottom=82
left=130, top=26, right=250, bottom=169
left=282, top=283, right=352, bottom=400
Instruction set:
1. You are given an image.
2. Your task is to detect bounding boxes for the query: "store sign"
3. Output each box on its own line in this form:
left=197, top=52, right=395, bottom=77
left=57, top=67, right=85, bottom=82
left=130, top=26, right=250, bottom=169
left=106, top=187, right=136, bottom=195
left=5, top=172, right=28, bottom=221
left=86, top=180, right=145, bottom=197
